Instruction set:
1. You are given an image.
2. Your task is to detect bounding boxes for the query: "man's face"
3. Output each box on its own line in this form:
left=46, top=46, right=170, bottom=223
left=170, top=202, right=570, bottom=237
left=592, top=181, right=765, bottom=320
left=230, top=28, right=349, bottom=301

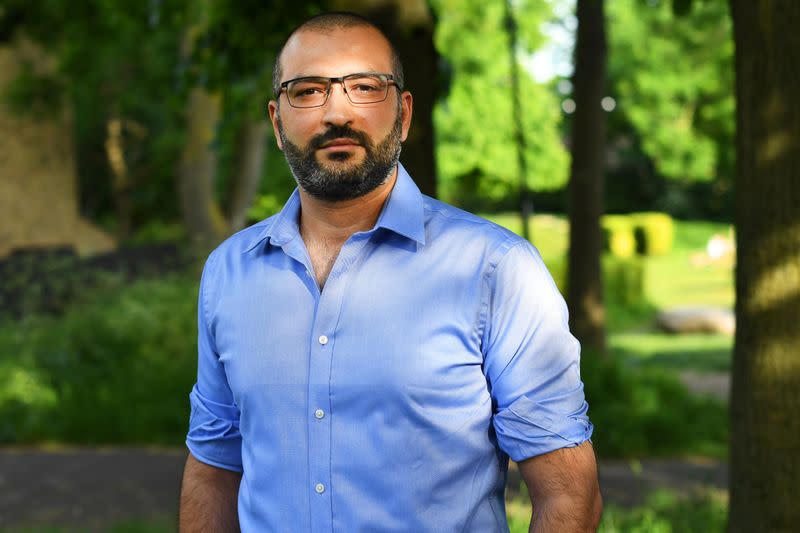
left=268, top=26, right=413, bottom=202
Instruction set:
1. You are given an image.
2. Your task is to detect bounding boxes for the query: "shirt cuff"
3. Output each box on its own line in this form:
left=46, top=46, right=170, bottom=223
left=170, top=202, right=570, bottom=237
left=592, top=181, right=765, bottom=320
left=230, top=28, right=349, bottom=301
left=186, top=385, right=243, bottom=472
left=493, top=393, right=593, bottom=462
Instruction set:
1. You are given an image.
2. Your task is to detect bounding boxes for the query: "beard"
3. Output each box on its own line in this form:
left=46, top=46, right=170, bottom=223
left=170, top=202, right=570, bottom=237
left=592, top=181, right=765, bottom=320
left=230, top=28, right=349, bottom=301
left=278, top=109, right=403, bottom=202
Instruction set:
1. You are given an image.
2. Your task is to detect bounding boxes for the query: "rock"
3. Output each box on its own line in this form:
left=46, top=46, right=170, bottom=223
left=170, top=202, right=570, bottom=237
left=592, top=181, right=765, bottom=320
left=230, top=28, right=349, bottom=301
left=656, top=307, right=735, bottom=335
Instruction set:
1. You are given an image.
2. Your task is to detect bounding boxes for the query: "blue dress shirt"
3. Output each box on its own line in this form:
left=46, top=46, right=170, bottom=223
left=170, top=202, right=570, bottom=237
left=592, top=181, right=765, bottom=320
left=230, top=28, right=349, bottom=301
left=186, top=164, right=593, bottom=532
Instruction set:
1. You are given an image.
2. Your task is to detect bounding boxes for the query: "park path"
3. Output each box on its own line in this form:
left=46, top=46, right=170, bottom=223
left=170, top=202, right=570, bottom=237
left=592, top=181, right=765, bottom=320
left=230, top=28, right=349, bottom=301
left=0, top=446, right=727, bottom=532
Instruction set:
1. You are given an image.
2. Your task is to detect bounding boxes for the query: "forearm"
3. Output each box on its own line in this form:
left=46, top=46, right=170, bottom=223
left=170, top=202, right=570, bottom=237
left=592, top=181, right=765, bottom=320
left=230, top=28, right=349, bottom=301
left=179, top=453, right=242, bottom=533
left=520, top=441, right=603, bottom=533
left=529, top=489, right=603, bottom=532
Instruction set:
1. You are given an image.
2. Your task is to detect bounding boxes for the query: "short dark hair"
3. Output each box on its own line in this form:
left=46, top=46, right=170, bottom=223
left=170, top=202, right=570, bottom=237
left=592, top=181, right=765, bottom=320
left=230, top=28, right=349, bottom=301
left=271, top=11, right=405, bottom=97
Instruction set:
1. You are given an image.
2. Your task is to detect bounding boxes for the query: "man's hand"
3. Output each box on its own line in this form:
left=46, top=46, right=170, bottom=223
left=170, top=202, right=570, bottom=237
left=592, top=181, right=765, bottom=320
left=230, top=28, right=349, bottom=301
left=518, top=441, right=603, bottom=532
left=179, top=453, right=242, bottom=533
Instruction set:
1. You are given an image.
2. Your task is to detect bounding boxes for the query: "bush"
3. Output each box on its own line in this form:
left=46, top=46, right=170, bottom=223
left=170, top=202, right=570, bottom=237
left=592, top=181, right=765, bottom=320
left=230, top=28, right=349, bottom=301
left=0, top=271, right=200, bottom=445
left=508, top=490, right=727, bottom=533
left=602, top=216, right=637, bottom=258
left=598, top=490, right=727, bottom=533
left=581, top=350, right=728, bottom=458
left=604, top=256, right=645, bottom=308
left=632, top=212, right=675, bottom=256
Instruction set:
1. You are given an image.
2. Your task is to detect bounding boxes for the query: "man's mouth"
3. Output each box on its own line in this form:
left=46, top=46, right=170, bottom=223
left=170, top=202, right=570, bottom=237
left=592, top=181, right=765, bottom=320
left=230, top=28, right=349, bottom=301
left=319, top=138, right=361, bottom=151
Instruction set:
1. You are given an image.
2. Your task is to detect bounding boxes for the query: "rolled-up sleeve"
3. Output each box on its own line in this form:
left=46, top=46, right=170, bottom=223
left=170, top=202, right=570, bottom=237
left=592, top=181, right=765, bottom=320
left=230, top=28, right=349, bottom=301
left=186, top=252, right=243, bottom=472
left=482, top=241, right=593, bottom=462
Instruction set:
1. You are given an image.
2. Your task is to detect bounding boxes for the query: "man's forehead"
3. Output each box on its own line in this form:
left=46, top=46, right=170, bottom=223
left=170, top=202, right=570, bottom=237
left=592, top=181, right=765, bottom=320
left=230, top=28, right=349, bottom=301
left=279, top=26, right=393, bottom=80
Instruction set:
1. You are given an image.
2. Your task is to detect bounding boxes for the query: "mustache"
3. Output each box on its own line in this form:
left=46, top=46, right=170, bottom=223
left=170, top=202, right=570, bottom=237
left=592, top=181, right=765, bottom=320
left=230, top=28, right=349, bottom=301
left=309, top=125, right=371, bottom=150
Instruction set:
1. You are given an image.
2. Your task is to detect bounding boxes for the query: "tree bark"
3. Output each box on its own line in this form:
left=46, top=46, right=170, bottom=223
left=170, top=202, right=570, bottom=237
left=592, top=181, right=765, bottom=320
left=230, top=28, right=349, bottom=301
left=227, top=113, right=269, bottom=231
left=567, top=0, right=607, bottom=354
left=104, top=117, right=132, bottom=240
left=178, top=86, right=228, bottom=249
left=177, top=0, right=229, bottom=249
left=728, top=1, right=800, bottom=531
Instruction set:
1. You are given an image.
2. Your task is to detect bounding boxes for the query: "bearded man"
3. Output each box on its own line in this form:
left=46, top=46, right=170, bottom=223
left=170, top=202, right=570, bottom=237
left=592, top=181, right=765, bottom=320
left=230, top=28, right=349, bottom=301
left=179, top=11, right=602, bottom=533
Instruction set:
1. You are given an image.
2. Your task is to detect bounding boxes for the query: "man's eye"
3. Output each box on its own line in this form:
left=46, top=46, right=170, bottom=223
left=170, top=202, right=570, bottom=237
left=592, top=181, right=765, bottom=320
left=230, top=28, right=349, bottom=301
left=291, top=85, right=325, bottom=97
left=352, top=83, right=379, bottom=92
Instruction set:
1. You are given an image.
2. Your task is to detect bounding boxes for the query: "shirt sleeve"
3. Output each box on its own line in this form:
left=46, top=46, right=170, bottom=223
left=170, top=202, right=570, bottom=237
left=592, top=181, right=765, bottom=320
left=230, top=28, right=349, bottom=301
left=482, top=241, right=593, bottom=462
left=185, top=252, right=244, bottom=472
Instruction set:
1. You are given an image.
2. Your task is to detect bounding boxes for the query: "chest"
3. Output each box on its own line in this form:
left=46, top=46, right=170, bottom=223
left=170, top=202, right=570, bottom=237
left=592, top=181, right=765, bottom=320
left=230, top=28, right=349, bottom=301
left=304, top=236, right=344, bottom=289
left=211, top=238, right=490, bottom=404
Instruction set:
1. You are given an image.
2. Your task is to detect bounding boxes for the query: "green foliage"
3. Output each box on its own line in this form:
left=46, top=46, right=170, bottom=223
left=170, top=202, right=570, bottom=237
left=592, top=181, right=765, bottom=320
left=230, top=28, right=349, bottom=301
left=599, top=490, right=727, bottom=533
left=611, top=332, right=732, bottom=374
left=246, top=193, right=285, bottom=223
left=602, top=215, right=637, bottom=258
left=607, top=0, right=734, bottom=185
left=2, top=0, right=316, bottom=232
left=0, top=273, right=199, bottom=444
left=631, top=212, right=675, bottom=256
left=582, top=350, right=728, bottom=458
left=604, top=256, right=646, bottom=308
left=431, top=0, right=569, bottom=209
left=509, top=489, right=727, bottom=533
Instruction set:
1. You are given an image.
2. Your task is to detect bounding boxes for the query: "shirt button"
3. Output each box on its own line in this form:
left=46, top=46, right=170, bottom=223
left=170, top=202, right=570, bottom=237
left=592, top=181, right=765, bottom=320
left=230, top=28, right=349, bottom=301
left=315, top=483, right=325, bottom=494
left=314, top=409, right=325, bottom=419
left=318, top=335, right=329, bottom=345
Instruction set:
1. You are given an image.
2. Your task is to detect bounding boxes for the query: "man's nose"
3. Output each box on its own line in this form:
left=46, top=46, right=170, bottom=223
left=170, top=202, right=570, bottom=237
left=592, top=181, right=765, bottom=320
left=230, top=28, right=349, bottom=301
left=321, top=82, right=354, bottom=126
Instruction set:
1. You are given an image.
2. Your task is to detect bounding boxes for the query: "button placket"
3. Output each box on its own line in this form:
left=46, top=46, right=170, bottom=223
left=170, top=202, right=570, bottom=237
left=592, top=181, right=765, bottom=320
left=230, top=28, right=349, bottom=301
left=306, top=236, right=371, bottom=531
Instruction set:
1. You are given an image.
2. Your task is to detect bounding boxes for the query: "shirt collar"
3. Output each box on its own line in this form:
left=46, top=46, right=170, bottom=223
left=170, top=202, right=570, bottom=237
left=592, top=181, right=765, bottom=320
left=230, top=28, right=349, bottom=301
left=243, top=163, right=425, bottom=254
left=373, top=163, right=426, bottom=245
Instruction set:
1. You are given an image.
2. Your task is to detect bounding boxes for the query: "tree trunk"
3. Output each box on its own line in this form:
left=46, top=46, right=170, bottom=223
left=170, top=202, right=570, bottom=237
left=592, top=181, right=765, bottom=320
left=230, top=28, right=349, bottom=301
left=177, top=0, right=228, bottom=249
left=0, top=35, right=114, bottom=257
left=227, top=114, right=269, bottom=231
left=567, top=0, right=607, bottom=353
left=178, top=86, right=228, bottom=248
left=104, top=117, right=132, bottom=240
left=330, top=0, right=438, bottom=197
left=728, top=1, right=800, bottom=531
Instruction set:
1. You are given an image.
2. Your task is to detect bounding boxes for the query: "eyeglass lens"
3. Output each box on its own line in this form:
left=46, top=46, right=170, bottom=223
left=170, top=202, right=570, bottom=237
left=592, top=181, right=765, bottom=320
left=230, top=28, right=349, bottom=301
left=286, top=75, right=389, bottom=107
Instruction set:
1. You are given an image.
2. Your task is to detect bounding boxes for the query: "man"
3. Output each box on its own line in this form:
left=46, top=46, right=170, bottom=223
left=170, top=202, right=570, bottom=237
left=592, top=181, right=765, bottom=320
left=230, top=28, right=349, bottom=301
left=179, top=12, right=602, bottom=533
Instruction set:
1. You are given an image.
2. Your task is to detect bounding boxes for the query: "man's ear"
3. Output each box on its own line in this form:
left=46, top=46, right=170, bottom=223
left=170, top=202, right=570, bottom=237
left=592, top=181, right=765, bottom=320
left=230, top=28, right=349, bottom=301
left=268, top=100, right=283, bottom=150
left=400, top=91, right=413, bottom=142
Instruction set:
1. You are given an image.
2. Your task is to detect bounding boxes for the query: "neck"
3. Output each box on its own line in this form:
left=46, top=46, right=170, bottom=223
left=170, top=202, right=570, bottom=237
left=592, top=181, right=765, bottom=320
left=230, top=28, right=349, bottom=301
left=298, top=166, right=398, bottom=244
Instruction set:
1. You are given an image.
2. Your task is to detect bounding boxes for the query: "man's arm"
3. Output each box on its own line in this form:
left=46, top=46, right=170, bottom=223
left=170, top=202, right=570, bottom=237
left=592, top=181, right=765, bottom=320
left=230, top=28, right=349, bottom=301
left=179, top=453, right=242, bottom=533
left=518, top=440, right=603, bottom=533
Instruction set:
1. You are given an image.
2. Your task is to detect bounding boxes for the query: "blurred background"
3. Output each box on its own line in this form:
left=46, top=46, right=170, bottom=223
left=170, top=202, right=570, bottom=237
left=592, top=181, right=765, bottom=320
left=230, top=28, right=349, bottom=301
left=0, top=0, right=796, bottom=532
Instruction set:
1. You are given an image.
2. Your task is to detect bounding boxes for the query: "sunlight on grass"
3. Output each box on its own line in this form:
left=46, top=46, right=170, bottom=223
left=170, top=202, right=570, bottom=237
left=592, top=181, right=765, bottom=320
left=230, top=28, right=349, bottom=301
left=610, top=333, right=733, bottom=373
left=644, top=252, right=734, bottom=309
left=506, top=488, right=727, bottom=533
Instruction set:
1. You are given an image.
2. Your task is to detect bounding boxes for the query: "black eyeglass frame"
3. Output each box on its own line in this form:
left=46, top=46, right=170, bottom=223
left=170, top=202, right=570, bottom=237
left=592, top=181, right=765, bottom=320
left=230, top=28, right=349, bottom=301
left=278, top=72, right=402, bottom=108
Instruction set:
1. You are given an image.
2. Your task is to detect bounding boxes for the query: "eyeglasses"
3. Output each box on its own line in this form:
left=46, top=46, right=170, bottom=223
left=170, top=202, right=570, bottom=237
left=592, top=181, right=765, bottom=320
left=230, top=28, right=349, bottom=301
left=279, top=73, right=401, bottom=108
